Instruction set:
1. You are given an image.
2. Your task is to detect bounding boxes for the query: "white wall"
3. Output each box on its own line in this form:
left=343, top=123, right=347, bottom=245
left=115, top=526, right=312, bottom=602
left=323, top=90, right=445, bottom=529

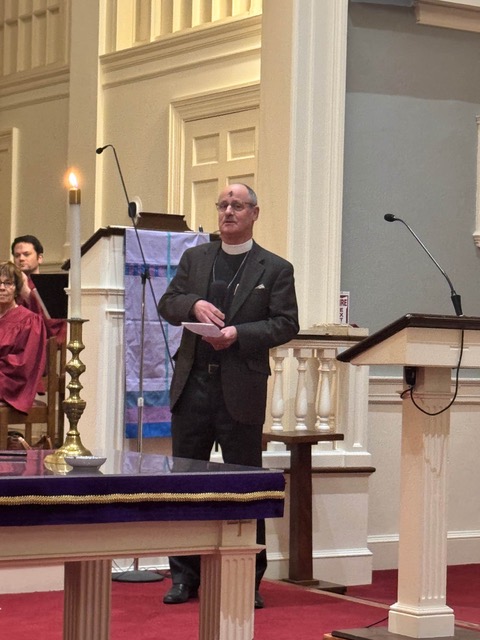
left=342, top=3, right=480, bottom=333
left=0, top=96, right=69, bottom=267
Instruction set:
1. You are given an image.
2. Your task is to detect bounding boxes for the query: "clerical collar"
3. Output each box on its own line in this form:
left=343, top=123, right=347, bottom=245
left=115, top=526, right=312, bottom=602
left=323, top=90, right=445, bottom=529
left=221, top=239, right=253, bottom=255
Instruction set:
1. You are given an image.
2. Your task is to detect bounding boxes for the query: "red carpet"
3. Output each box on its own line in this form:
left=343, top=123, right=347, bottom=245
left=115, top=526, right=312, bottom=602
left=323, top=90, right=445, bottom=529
left=347, top=564, right=480, bottom=626
left=0, top=565, right=478, bottom=639
left=0, top=578, right=387, bottom=640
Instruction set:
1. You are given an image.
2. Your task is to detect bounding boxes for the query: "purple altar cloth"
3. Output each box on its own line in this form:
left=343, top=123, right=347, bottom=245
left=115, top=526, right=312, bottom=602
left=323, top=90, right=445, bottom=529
left=0, top=451, right=285, bottom=527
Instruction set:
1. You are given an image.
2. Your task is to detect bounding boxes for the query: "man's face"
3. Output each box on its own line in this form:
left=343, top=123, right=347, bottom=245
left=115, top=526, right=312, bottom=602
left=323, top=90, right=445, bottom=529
left=12, top=242, right=43, bottom=275
left=216, top=185, right=259, bottom=245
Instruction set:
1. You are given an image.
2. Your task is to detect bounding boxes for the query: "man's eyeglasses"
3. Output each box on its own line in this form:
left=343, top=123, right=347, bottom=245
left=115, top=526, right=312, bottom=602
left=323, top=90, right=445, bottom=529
left=0, top=281, right=15, bottom=288
left=215, top=200, right=254, bottom=213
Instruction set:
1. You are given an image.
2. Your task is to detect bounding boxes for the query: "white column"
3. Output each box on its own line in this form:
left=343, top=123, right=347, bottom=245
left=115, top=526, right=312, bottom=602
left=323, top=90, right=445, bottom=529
left=67, top=0, right=102, bottom=243
left=199, top=520, right=258, bottom=640
left=80, top=232, right=126, bottom=451
left=389, top=367, right=455, bottom=638
left=64, top=560, right=112, bottom=640
left=473, top=115, right=480, bottom=247
left=257, top=0, right=349, bottom=328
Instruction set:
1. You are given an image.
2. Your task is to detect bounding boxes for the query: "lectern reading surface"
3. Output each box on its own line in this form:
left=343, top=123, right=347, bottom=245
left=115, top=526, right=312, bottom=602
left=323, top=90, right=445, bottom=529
left=337, top=313, right=480, bottom=368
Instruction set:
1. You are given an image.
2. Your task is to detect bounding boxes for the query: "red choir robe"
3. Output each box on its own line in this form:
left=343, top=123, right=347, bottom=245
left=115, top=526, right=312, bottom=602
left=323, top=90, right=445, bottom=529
left=0, top=305, right=47, bottom=413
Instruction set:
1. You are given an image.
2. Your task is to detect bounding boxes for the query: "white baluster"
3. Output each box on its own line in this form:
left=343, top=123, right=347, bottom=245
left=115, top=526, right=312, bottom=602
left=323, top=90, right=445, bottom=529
left=329, top=357, right=337, bottom=431
left=293, top=348, right=310, bottom=430
left=315, top=351, right=331, bottom=432
left=270, top=347, right=288, bottom=431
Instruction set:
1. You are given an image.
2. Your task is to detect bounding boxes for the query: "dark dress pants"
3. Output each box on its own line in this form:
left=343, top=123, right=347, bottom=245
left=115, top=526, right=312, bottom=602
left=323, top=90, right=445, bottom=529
left=169, top=367, right=267, bottom=590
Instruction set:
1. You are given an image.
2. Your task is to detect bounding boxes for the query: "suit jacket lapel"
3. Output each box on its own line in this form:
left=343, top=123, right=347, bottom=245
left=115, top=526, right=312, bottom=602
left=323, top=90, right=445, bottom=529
left=196, top=242, right=220, bottom=297
left=227, top=242, right=265, bottom=322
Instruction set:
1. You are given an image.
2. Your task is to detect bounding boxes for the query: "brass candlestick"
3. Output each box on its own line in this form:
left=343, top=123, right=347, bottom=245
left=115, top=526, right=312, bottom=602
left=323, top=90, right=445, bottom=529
left=45, top=318, right=92, bottom=467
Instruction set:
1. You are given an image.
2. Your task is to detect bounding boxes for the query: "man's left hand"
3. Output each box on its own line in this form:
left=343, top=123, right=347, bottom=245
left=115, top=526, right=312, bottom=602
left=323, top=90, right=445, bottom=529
left=203, top=325, right=238, bottom=350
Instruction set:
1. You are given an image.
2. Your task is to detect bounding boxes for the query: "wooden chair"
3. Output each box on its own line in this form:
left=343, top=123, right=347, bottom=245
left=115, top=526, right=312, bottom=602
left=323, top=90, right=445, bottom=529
left=0, top=336, right=66, bottom=449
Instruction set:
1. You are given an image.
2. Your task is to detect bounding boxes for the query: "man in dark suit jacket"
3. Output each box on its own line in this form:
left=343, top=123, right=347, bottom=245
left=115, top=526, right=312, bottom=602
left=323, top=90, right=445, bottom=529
left=158, top=183, right=299, bottom=608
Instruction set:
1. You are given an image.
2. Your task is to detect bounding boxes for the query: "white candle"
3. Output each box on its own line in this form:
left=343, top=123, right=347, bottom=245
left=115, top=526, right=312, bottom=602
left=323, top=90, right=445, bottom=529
left=68, top=172, right=82, bottom=318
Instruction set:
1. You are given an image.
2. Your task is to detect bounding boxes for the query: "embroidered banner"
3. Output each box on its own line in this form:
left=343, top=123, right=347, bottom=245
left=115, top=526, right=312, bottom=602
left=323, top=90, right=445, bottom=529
left=124, top=228, right=209, bottom=438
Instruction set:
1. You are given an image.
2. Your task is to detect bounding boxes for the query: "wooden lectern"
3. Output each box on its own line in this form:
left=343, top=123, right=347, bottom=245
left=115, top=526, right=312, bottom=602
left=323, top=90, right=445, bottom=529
left=61, top=212, right=192, bottom=452
left=335, top=314, right=480, bottom=640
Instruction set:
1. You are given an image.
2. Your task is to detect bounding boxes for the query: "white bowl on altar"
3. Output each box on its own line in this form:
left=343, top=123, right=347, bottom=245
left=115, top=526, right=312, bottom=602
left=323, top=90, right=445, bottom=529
left=64, top=455, right=106, bottom=470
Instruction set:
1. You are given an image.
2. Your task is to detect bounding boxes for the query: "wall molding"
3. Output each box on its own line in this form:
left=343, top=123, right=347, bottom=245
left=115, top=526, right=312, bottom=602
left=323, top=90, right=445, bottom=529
left=0, top=65, right=69, bottom=110
left=416, top=0, right=480, bottom=32
left=100, top=15, right=261, bottom=88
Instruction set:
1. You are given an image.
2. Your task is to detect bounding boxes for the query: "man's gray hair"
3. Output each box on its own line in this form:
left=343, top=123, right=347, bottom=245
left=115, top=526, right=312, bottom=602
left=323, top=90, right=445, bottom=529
left=239, top=184, right=257, bottom=206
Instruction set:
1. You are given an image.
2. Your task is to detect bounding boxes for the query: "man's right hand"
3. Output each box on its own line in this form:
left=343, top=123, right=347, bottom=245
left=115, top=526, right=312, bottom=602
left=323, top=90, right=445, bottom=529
left=192, top=300, right=225, bottom=327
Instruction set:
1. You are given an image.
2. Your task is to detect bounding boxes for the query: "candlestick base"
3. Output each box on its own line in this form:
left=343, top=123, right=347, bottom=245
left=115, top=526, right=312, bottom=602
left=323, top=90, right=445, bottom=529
left=45, top=435, right=92, bottom=465
left=45, top=318, right=92, bottom=467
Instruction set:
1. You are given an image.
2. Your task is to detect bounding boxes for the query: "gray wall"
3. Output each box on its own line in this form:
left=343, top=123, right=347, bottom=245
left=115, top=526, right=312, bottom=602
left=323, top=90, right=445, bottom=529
left=342, top=3, right=480, bottom=335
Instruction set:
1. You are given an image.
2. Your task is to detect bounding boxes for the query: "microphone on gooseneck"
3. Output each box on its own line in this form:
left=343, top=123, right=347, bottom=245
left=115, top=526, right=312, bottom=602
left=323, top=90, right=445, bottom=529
left=384, top=213, right=463, bottom=317
left=96, top=144, right=138, bottom=220
left=210, top=280, right=228, bottom=313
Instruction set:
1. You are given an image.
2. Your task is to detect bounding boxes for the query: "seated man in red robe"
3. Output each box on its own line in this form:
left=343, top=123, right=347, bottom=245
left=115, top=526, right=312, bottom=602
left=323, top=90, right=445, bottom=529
left=0, top=261, right=47, bottom=413
left=11, top=235, right=66, bottom=344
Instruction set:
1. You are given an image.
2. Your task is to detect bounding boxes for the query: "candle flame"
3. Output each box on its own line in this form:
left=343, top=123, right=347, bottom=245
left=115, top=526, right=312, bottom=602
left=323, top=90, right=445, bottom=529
left=69, top=172, right=79, bottom=189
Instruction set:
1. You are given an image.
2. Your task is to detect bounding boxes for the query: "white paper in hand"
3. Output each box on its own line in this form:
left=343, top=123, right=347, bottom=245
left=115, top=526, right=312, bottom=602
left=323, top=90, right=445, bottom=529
left=181, top=322, right=223, bottom=338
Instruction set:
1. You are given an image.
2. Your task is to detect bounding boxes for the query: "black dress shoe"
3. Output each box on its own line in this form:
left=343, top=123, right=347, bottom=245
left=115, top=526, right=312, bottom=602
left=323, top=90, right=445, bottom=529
left=254, top=591, right=264, bottom=609
left=163, top=583, right=198, bottom=604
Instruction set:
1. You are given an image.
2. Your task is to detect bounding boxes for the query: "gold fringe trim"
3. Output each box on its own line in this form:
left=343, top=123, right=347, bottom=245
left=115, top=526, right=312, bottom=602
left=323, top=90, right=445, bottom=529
left=0, top=490, right=285, bottom=507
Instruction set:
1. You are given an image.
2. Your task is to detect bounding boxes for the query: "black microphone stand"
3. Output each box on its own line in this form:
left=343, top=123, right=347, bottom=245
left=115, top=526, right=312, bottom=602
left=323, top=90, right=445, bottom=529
left=98, top=144, right=166, bottom=583
left=136, top=266, right=149, bottom=456
left=112, top=265, right=162, bottom=583
left=384, top=213, right=463, bottom=317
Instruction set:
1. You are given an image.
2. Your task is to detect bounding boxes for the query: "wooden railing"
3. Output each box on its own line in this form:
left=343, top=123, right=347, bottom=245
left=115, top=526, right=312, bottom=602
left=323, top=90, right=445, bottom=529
left=0, top=0, right=67, bottom=76
left=266, top=328, right=371, bottom=464
left=0, top=0, right=262, bottom=77
left=106, top=0, right=263, bottom=53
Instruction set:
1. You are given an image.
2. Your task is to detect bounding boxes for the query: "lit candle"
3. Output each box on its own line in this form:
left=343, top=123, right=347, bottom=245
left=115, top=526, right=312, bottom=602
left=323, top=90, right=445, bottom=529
left=68, top=172, right=82, bottom=318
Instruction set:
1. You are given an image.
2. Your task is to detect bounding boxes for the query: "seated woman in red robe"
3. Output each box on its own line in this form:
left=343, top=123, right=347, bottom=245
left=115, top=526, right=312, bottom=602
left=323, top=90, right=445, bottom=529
left=0, top=261, right=47, bottom=413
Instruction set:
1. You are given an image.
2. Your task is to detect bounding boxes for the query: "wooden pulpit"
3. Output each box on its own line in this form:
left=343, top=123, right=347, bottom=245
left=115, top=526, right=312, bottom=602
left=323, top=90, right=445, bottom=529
left=62, top=212, right=192, bottom=452
left=336, top=314, right=480, bottom=640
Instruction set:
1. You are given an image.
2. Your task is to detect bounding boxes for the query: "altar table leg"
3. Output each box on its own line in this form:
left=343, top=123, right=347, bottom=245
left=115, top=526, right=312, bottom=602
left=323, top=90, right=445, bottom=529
left=64, top=559, right=112, bottom=640
left=389, top=367, right=454, bottom=638
left=200, top=547, right=256, bottom=640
